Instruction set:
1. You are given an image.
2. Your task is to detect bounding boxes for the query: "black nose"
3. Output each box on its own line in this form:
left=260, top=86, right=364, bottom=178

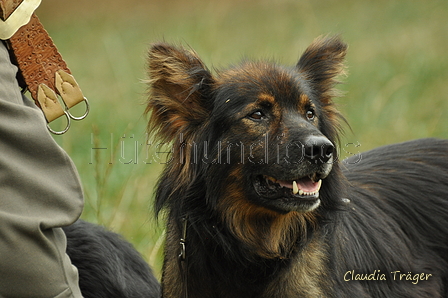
left=304, top=136, right=334, bottom=164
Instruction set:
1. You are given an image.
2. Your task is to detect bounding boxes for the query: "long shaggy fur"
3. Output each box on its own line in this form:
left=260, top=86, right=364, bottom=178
left=146, top=36, right=448, bottom=298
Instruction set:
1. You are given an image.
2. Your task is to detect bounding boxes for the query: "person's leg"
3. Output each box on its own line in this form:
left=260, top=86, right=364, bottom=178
left=0, top=41, right=84, bottom=298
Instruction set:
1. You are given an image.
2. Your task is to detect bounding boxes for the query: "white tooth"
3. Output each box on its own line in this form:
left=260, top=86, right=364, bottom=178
left=316, top=180, right=322, bottom=191
left=299, top=189, right=304, bottom=196
left=293, top=181, right=299, bottom=195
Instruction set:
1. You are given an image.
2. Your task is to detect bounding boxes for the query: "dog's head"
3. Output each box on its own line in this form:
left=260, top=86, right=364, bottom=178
left=147, top=36, right=347, bottom=257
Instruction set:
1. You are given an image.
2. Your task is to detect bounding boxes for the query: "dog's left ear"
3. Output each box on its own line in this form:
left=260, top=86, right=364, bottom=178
left=146, top=43, right=214, bottom=141
left=296, top=35, right=347, bottom=103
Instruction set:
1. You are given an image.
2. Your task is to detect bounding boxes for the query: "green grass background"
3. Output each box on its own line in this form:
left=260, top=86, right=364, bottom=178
left=36, top=0, right=448, bottom=278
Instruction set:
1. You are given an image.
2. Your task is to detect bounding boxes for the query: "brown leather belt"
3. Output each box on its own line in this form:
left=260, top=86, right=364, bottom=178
left=1, top=0, right=88, bottom=134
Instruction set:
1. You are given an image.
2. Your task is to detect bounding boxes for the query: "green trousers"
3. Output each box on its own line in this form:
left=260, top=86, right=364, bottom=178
left=0, top=41, right=84, bottom=297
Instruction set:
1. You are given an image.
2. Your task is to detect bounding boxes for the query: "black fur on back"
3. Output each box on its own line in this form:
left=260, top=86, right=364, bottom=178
left=333, top=138, right=448, bottom=297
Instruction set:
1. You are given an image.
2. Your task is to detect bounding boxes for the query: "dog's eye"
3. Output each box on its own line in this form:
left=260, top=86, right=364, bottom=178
left=248, top=111, right=265, bottom=120
left=306, top=109, right=315, bottom=121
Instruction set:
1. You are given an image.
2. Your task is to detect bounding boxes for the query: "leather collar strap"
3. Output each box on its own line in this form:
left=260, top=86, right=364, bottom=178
left=1, top=1, right=88, bottom=134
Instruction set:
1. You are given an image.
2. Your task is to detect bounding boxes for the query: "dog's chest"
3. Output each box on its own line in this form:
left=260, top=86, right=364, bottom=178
left=263, top=236, right=331, bottom=298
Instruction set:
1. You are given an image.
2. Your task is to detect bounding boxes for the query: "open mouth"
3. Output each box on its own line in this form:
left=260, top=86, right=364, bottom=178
left=252, top=173, right=323, bottom=212
left=255, top=174, right=321, bottom=198
left=271, top=175, right=322, bottom=196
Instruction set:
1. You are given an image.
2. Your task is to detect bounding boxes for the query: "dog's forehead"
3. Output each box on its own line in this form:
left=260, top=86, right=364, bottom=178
left=215, top=61, right=304, bottom=108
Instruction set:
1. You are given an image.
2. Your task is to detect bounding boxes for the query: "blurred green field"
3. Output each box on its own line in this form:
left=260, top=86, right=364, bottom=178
left=36, top=0, right=448, bottom=279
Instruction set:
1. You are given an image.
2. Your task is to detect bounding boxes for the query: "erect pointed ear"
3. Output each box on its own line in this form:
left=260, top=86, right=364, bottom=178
left=296, top=35, right=347, bottom=103
left=146, top=43, right=214, bottom=141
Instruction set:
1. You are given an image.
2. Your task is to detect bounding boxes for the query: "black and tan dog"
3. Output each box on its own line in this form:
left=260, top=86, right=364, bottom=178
left=146, top=36, right=448, bottom=297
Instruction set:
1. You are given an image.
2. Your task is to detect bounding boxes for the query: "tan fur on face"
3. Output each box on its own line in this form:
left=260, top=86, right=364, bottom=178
left=298, top=94, right=310, bottom=113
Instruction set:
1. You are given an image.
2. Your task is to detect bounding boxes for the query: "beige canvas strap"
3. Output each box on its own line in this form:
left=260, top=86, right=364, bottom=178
left=1, top=1, right=88, bottom=134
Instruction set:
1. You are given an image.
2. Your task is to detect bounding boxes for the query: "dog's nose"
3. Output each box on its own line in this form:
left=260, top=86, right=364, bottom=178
left=304, top=136, right=334, bottom=164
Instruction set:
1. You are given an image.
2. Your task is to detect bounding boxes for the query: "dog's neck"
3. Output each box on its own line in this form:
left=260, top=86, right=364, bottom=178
left=161, top=210, right=331, bottom=298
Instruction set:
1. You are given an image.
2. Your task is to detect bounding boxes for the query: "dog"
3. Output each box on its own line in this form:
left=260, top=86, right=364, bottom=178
left=63, top=220, right=160, bottom=298
left=145, top=36, right=448, bottom=297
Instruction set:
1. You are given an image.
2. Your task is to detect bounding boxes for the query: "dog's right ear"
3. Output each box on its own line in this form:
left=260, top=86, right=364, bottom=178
left=146, top=43, right=214, bottom=141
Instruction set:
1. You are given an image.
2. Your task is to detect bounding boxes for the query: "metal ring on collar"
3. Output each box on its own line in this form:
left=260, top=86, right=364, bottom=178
left=47, top=110, right=71, bottom=135
left=66, top=97, right=90, bottom=121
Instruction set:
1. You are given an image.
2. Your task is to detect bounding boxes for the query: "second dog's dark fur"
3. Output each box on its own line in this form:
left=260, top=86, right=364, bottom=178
left=64, top=220, right=160, bottom=298
left=146, top=36, right=448, bottom=297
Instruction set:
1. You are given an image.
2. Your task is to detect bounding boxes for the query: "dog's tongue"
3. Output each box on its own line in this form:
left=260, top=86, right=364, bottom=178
left=277, top=177, right=321, bottom=193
